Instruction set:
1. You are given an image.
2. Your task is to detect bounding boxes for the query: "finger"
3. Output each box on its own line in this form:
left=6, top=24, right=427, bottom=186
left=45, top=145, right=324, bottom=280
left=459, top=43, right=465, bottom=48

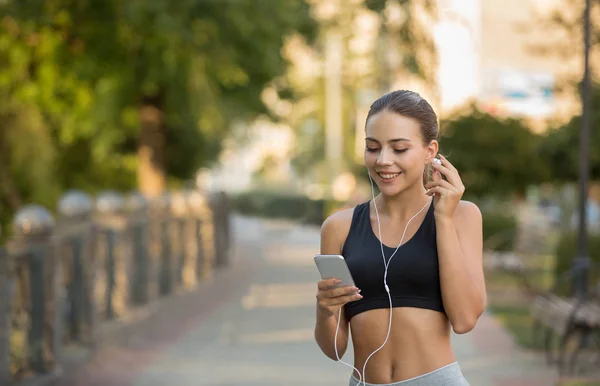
left=432, top=162, right=460, bottom=186
left=318, top=278, right=341, bottom=290
left=327, top=285, right=359, bottom=298
left=426, top=186, right=451, bottom=196
left=425, top=179, right=454, bottom=191
left=431, top=162, right=451, bottom=177
left=439, top=154, right=458, bottom=173
left=328, top=293, right=363, bottom=306
left=340, top=293, right=363, bottom=304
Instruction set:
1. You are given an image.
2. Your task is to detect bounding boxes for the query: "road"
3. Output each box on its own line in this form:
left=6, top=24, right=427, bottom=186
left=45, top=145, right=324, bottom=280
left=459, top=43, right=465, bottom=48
left=56, top=216, right=557, bottom=386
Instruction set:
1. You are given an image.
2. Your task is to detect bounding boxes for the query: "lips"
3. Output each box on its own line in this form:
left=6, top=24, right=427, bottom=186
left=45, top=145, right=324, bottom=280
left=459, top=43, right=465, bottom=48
left=378, top=172, right=400, bottom=179
left=376, top=171, right=402, bottom=183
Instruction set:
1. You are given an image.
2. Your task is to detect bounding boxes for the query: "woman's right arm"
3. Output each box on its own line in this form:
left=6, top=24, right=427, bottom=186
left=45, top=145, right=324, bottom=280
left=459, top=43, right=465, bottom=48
left=314, top=210, right=362, bottom=360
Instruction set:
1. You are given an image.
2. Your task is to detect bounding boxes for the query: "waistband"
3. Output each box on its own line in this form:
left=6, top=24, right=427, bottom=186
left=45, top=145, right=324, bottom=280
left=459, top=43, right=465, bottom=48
left=349, top=362, right=469, bottom=386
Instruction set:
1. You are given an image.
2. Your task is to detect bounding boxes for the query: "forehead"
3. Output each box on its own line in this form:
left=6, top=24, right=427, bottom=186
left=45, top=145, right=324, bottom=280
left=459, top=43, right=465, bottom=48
left=365, top=110, right=421, bottom=142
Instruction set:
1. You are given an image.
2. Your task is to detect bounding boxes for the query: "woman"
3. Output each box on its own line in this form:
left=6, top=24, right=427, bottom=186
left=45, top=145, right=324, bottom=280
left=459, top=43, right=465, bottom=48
left=314, top=90, right=486, bottom=385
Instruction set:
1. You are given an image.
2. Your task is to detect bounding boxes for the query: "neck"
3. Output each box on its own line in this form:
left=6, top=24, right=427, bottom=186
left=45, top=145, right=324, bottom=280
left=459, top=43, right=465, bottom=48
left=375, top=183, right=430, bottom=222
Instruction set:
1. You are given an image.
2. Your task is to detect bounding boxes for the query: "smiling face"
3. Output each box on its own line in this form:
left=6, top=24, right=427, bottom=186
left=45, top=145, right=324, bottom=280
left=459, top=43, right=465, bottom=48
left=364, top=109, right=438, bottom=196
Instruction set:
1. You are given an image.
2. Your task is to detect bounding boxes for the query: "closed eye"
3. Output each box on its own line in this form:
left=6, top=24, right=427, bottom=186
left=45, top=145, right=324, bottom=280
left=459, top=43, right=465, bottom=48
left=366, top=148, right=408, bottom=154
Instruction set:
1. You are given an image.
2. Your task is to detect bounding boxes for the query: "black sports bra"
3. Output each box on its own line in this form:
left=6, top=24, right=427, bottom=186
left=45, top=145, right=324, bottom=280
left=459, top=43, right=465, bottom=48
left=341, top=200, right=446, bottom=321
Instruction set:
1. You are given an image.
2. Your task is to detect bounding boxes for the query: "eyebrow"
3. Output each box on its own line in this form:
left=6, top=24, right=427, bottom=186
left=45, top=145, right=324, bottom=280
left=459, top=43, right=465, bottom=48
left=365, top=137, right=411, bottom=143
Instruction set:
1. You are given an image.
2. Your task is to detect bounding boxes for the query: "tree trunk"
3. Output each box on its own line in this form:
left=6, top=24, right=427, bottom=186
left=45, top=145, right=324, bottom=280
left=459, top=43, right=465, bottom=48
left=137, top=94, right=166, bottom=197
left=0, top=162, right=23, bottom=210
left=0, top=129, right=23, bottom=210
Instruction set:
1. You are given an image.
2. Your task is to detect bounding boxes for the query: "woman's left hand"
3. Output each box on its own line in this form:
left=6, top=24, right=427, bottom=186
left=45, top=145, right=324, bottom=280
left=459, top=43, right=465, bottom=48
left=425, top=155, right=465, bottom=220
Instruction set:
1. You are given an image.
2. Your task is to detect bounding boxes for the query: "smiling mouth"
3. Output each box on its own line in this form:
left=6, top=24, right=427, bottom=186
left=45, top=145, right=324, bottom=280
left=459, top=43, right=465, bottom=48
left=377, top=172, right=401, bottom=180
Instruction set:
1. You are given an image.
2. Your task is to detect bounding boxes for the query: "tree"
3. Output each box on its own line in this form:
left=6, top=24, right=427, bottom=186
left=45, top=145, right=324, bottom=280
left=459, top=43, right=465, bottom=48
left=439, top=105, right=547, bottom=199
left=0, top=0, right=317, bottom=235
left=364, top=0, right=438, bottom=93
left=537, top=84, right=600, bottom=183
left=286, top=0, right=438, bottom=183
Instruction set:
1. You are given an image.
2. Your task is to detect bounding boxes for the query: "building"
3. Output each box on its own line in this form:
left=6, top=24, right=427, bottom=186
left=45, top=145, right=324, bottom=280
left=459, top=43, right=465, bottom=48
left=435, top=0, right=581, bottom=127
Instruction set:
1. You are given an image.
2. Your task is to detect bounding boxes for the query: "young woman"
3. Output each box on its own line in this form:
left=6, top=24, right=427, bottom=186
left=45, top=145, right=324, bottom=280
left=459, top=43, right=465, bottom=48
left=314, top=90, right=485, bottom=386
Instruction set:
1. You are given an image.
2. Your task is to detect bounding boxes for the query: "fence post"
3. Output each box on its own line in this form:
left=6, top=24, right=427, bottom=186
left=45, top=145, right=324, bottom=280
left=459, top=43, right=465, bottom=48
left=188, top=190, right=205, bottom=281
left=0, top=223, right=13, bottom=385
left=126, top=192, right=149, bottom=305
left=156, top=194, right=173, bottom=296
left=95, top=192, right=125, bottom=320
left=57, top=190, right=94, bottom=344
left=171, top=191, right=187, bottom=289
left=210, top=191, right=230, bottom=268
left=11, top=205, right=61, bottom=375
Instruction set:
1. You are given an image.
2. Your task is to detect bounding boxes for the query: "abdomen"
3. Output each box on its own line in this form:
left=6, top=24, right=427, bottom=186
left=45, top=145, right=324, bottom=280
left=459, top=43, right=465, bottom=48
left=349, top=307, right=455, bottom=384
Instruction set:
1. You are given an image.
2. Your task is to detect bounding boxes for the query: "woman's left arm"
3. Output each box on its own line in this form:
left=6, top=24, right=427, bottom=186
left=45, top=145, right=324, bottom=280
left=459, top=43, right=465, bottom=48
left=425, top=155, right=487, bottom=334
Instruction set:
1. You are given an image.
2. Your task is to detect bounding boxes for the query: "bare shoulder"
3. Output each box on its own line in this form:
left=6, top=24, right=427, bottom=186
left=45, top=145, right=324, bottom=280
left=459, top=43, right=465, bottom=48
left=320, top=207, right=356, bottom=254
left=453, top=200, right=483, bottom=234
left=455, top=200, right=482, bottom=222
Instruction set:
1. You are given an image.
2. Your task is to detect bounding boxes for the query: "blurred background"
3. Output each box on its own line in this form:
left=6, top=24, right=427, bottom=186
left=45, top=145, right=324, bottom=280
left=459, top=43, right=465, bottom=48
left=1, top=0, right=600, bottom=385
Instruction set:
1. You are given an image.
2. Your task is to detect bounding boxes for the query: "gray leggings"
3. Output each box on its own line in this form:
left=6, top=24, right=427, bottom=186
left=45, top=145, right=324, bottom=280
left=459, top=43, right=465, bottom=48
left=349, top=362, right=470, bottom=386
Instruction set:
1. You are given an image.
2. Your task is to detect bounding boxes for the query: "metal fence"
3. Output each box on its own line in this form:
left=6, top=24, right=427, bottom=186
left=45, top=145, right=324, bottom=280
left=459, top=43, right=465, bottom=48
left=0, top=188, right=231, bottom=384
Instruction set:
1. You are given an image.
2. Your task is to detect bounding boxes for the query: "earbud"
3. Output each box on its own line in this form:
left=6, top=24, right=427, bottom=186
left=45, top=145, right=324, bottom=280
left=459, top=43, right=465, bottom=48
left=432, top=158, right=442, bottom=165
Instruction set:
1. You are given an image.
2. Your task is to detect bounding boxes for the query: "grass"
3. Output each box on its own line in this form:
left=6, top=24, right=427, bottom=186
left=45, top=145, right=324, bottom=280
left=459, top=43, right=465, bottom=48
left=487, top=304, right=541, bottom=349
left=486, top=256, right=600, bottom=384
left=484, top=253, right=556, bottom=350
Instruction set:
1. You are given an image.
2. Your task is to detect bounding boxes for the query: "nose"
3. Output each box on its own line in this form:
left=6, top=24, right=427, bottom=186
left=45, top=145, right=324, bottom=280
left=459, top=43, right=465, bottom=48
left=376, top=148, right=393, bottom=166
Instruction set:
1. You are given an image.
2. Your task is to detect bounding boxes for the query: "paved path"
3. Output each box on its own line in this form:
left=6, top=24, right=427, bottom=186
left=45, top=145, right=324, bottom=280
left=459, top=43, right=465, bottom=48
left=56, top=216, right=560, bottom=386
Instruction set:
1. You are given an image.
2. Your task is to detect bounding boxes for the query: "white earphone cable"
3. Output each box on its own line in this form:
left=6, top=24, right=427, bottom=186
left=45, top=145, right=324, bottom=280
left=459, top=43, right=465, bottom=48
left=331, top=168, right=431, bottom=386
left=333, top=307, right=363, bottom=384
left=359, top=171, right=429, bottom=385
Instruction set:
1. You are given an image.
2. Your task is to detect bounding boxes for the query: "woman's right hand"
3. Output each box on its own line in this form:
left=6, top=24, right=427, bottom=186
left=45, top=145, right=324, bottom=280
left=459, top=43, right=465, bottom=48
left=316, top=278, right=363, bottom=317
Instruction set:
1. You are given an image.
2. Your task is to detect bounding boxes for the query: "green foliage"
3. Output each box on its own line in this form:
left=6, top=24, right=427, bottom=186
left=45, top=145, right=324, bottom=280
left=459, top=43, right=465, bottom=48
left=439, top=105, right=547, bottom=198
left=289, top=0, right=437, bottom=180
left=486, top=304, right=542, bottom=349
left=0, top=104, right=60, bottom=239
left=231, top=190, right=338, bottom=226
left=0, top=0, right=317, bottom=234
left=554, top=231, right=600, bottom=293
left=537, top=84, right=600, bottom=183
left=365, top=0, right=437, bottom=86
left=482, top=210, right=518, bottom=252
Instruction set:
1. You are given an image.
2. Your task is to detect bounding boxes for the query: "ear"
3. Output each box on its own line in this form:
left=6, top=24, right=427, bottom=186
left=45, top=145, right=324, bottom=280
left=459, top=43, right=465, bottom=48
left=424, top=139, right=439, bottom=164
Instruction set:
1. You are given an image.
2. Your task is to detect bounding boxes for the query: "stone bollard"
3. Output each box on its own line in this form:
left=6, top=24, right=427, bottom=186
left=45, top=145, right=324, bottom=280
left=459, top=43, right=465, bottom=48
left=95, top=192, right=125, bottom=320
left=126, top=192, right=150, bottom=306
left=11, top=205, right=61, bottom=374
left=221, top=191, right=232, bottom=261
left=153, top=194, right=173, bottom=296
left=170, top=191, right=188, bottom=289
left=0, top=223, right=13, bottom=384
left=210, top=191, right=229, bottom=268
left=187, top=190, right=206, bottom=281
left=57, top=190, right=94, bottom=344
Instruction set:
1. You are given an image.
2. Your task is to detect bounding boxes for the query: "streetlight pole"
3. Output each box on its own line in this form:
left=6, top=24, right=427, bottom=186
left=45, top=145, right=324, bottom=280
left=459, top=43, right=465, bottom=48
left=575, top=0, right=592, bottom=298
left=324, top=27, right=344, bottom=178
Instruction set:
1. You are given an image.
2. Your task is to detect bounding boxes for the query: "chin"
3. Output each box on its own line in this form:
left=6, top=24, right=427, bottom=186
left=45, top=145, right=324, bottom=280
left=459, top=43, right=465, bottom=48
left=377, top=182, right=408, bottom=197
left=376, top=177, right=418, bottom=197
left=379, top=186, right=405, bottom=198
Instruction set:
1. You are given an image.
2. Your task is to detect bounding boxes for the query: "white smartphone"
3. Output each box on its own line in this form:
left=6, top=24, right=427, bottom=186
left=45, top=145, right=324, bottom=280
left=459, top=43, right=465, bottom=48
left=314, top=254, right=356, bottom=289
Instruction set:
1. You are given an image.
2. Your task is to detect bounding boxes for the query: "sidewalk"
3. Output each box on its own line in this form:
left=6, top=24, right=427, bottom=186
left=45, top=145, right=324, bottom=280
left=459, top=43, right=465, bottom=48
left=54, top=216, right=558, bottom=386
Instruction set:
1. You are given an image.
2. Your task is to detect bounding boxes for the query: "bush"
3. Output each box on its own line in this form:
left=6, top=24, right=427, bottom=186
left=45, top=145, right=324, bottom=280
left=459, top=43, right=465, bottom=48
left=554, top=231, right=600, bottom=294
left=482, top=211, right=518, bottom=251
left=231, top=190, right=341, bottom=226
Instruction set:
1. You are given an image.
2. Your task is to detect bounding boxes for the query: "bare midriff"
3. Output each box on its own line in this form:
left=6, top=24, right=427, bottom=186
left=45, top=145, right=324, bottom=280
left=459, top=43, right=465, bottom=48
left=349, top=307, right=455, bottom=384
